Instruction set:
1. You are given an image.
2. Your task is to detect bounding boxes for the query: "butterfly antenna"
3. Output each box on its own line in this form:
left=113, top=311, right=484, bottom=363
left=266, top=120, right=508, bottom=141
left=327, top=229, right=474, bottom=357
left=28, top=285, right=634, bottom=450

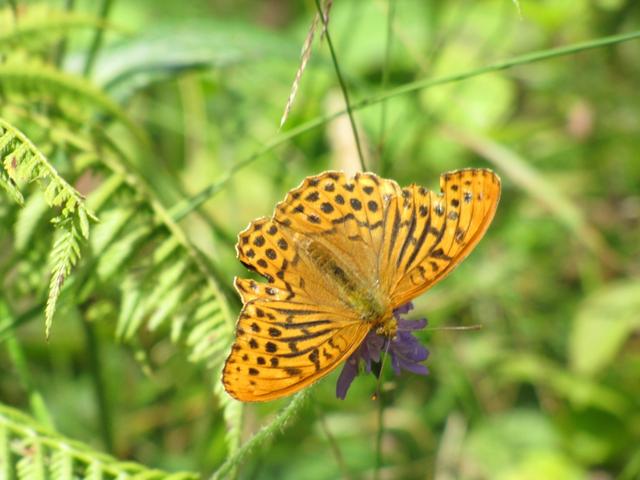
left=424, top=324, right=483, bottom=332
left=372, top=339, right=392, bottom=401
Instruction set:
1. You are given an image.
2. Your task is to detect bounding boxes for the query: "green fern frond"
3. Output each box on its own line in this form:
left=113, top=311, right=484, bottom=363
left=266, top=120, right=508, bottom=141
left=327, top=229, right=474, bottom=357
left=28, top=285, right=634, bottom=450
left=0, top=403, right=200, bottom=479
left=0, top=165, right=23, bottom=204
left=14, top=192, right=48, bottom=251
left=96, top=220, right=152, bottom=280
left=79, top=134, right=243, bottom=453
left=0, top=118, right=96, bottom=338
left=0, top=6, right=122, bottom=53
left=16, top=439, right=46, bottom=480
left=0, top=62, right=146, bottom=144
left=0, top=118, right=90, bottom=217
left=45, top=219, right=82, bottom=338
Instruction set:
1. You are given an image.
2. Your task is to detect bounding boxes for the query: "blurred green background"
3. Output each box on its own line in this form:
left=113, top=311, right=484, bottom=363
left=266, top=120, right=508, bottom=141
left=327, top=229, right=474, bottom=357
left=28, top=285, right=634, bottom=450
left=1, top=0, right=640, bottom=479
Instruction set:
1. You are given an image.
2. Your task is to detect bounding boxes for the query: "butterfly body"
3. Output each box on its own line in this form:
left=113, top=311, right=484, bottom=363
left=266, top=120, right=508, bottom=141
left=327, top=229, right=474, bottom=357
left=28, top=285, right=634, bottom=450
left=223, top=169, right=500, bottom=402
left=298, top=233, right=389, bottom=323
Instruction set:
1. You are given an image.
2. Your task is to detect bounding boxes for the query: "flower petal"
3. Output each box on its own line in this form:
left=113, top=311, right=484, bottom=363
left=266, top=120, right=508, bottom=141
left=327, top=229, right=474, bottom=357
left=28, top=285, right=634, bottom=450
left=336, top=302, right=430, bottom=399
left=336, top=356, right=359, bottom=400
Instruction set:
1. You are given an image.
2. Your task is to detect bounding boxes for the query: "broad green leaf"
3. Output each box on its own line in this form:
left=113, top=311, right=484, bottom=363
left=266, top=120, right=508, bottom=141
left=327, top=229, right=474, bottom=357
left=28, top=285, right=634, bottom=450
left=85, top=20, right=296, bottom=99
left=498, top=353, right=628, bottom=415
left=569, top=280, right=640, bottom=376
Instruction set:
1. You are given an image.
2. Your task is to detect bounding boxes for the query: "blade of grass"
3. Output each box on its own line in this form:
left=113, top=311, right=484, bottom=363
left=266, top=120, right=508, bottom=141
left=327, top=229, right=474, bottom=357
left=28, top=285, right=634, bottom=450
left=83, top=0, right=115, bottom=76
left=377, top=0, right=396, bottom=174
left=314, top=0, right=367, bottom=172
left=78, top=0, right=117, bottom=455
left=81, top=316, right=114, bottom=452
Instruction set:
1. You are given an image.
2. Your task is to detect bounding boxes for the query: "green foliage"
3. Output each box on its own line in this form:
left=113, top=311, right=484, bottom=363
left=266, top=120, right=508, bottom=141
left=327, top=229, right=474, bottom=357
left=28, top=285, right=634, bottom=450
left=0, top=118, right=94, bottom=338
left=0, top=2, right=243, bottom=472
left=0, top=4, right=118, bottom=54
left=0, top=61, right=145, bottom=143
left=0, top=404, right=198, bottom=479
left=0, top=1, right=639, bottom=479
left=570, top=280, right=640, bottom=376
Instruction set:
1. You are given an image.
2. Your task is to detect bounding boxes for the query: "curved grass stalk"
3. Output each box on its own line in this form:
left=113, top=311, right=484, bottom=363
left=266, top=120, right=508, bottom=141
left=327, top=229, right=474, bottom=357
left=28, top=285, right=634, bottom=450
left=174, top=29, right=640, bottom=219
left=209, top=389, right=310, bottom=480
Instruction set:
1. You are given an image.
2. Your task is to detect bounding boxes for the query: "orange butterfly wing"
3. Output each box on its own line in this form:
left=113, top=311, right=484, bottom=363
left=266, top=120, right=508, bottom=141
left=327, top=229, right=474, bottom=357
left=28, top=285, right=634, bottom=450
left=223, top=169, right=500, bottom=402
left=388, top=169, right=501, bottom=306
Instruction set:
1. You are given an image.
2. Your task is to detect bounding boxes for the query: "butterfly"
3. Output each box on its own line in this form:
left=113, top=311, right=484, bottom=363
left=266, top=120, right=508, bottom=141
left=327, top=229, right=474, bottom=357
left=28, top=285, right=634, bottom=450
left=222, top=169, right=500, bottom=401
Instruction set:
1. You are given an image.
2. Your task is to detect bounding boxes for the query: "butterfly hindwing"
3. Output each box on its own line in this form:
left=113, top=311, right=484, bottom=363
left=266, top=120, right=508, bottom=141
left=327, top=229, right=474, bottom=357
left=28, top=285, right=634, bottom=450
left=222, top=300, right=369, bottom=401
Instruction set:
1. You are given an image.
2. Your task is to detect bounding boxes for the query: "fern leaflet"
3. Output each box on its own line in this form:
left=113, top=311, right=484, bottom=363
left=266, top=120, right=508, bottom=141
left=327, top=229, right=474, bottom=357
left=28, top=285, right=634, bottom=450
left=0, top=403, right=200, bottom=479
left=0, top=118, right=97, bottom=338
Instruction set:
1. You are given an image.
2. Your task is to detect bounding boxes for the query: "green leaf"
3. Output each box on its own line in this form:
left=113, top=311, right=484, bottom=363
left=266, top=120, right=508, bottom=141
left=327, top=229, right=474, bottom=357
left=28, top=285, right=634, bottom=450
left=46, top=225, right=82, bottom=339
left=498, top=353, right=629, bottom=415
left=91, top=19, right=296, bottom=98
left=78, top=207, right=90, bottom=239
left=0, top=118, right=97, bottom=339
left=0, top=166, right=23, bottom=205
left=16, top=439, right=46, bottom=480
left=569, top=280, right=640, bottom=376
left=50, top=449, right=73, bottom=479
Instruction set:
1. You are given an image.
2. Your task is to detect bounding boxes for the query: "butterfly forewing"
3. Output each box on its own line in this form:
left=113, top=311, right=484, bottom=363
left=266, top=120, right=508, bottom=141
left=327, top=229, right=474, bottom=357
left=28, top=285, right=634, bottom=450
left=272, top=172, right=397, bottom=291
left=390, top=169, right=500, bottom=306
left=236, top=217, right=339, bottom=307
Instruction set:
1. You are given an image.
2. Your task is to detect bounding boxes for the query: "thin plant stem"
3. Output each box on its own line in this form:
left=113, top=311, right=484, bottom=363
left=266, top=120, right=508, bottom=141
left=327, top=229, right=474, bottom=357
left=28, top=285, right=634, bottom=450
left=83, top=0, right=115, bottom=76
left=54, top=0, right=76, bottom=67
left=315, top=404, right=352, bottom=480
left=374, top=390, right=386, bottom=480
left=378, top=0, right=397, bottom=175
left=81, top=318, right=114, bottom=452
left=78, top=0, right=116, bottom=455
left=374, top=342, right=391, bottom=480
left=314, top=0, right=367, bottom=172
left=209, top=390, right=310, bottom=480
left=169, top=29, right=640, bottom=220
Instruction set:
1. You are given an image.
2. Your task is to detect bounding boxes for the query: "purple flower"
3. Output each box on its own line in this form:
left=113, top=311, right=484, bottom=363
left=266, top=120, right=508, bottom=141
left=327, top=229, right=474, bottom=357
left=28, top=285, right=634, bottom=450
left=336, top=302, right=429, bottom=399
